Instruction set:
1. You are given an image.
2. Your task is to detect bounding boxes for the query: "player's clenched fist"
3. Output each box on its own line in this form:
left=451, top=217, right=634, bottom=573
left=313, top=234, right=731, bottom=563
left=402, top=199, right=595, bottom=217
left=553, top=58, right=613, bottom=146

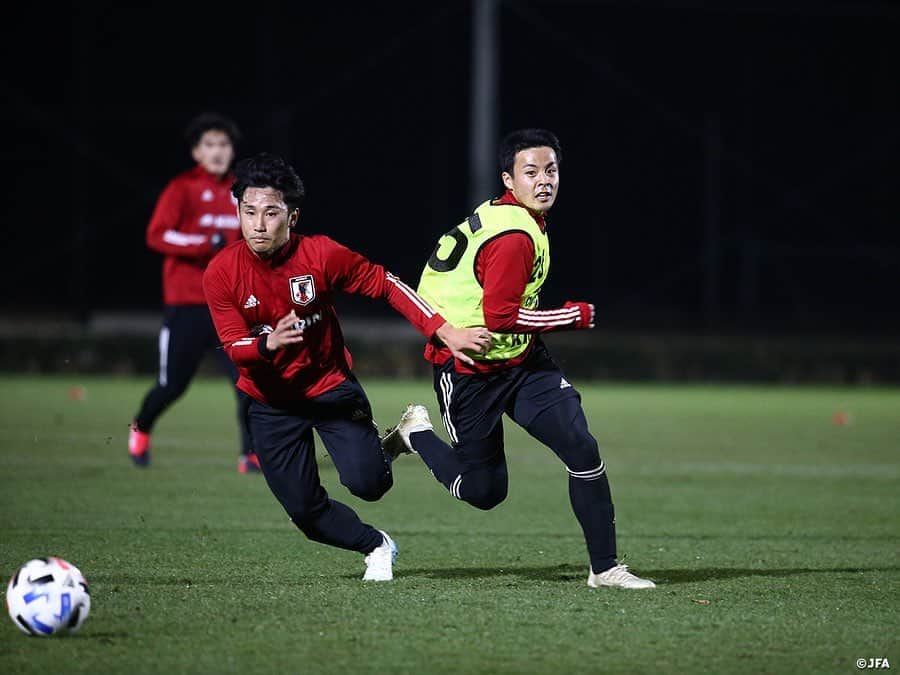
left=265, top=310, right=306, bottom=351
left=563, top=301, right=595, bottom=329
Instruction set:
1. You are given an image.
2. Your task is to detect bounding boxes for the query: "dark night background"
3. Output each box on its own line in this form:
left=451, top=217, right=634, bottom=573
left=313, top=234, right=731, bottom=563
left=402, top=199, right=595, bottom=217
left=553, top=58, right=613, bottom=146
left=3, top=0, right=899, bottom=338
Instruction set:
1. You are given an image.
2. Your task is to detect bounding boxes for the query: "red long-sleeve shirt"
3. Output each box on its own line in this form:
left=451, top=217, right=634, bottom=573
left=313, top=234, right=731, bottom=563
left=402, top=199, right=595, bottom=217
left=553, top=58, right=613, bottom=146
left=204, top=233, right=446, bottom=406
left=424, top=190, right=589, bottom=373
left=146, top=165, right=242, bottom=305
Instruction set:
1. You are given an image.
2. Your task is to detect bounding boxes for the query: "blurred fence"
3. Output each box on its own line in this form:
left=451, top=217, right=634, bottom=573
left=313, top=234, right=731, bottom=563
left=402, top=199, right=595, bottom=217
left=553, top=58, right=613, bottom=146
left=1, top=313, right=898, bottom=384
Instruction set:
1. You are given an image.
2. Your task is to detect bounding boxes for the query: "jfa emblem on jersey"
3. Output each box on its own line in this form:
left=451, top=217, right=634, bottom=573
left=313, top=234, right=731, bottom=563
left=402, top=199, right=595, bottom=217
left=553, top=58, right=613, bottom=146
left=289, top=275, right=316, bottom=305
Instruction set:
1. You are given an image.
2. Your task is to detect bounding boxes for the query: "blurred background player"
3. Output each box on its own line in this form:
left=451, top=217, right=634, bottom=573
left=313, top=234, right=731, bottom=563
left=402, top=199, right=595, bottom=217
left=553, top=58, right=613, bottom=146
left=128, top=112, right=258, bottom=473
left=382, top=128, right=655, bottom=590
left=203, top=152, right=490, bottom=580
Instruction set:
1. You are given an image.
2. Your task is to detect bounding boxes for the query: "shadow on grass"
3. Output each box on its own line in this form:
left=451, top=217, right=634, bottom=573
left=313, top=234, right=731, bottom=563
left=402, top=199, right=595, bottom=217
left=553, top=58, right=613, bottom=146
left=382, top=563, right=900, bottom=584
left=95, top=564, right=899, bottom=586
left=395, top=563, right=583, bottom=582
left=81, top=631, right=130, bottom=643
left=645, top=566, right=900, bottom=584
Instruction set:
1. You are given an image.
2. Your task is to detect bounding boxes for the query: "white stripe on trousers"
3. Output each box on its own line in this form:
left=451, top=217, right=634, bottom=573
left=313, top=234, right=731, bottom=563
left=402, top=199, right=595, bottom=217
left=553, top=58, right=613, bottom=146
left=450, top=474, right=463, bottom=499
left=566, top=460, right=606, bottom=480
left=158, top=326, right=170, bottom=387
left=439, top=372, right=458, bottom=444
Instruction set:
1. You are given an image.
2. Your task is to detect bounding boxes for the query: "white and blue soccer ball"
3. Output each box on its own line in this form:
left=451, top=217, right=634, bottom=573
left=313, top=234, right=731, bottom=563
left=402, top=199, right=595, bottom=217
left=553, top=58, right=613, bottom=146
left=6, top=557, right=91, bottom=636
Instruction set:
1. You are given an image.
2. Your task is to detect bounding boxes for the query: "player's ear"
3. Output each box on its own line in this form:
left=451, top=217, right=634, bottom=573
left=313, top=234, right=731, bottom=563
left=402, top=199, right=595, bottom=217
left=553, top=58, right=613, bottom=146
left=289, top=208, right=300, bottom=229
left=501, top=171, right=514, bottom=191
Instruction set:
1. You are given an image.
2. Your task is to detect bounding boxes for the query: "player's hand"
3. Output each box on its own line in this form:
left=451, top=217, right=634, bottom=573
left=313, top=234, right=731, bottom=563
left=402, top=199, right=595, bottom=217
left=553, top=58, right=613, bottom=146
left=264, top=310, right=305, bottom=351
left=435, top=322, right=492, bottom=366
left=563, top=301, right=595, bottom=329
left=210, top=232, right=226, bottom=253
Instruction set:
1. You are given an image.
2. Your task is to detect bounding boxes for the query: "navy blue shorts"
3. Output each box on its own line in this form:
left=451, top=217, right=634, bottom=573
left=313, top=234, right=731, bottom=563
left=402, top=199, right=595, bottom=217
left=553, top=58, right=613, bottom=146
left=432, top=339, right=581, bottom=447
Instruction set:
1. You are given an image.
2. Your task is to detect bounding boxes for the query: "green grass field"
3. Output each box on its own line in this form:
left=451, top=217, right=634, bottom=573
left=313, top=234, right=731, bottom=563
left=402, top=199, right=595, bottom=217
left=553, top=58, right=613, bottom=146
left=1, top=375, right=898, bottom=674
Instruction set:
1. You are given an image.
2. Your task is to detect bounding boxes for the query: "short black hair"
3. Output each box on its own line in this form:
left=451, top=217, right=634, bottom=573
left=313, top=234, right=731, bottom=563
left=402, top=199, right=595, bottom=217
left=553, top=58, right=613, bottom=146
left=232, top=152, right=306, bottom=213
left=498, top=128, right=562, bottom=175
left=184, top=112, right=242, bottom=148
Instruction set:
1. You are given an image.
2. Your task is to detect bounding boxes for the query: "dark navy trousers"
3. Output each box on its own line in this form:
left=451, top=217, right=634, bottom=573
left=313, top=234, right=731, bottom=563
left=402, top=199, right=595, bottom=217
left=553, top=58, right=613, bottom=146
left=246, top=376, right=390, bottom=555
left=413, top=339, right=618, bottom=572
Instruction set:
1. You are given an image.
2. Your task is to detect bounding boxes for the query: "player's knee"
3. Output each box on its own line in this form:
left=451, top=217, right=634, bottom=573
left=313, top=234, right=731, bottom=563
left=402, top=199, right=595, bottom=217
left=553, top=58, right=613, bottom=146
left=562, top=432, right=602, bottom=474
left=459, top=467, right=508, bottom=510
left=468, top=485, right=507, bottom=510
left=343, top=471, right=392, bottom=502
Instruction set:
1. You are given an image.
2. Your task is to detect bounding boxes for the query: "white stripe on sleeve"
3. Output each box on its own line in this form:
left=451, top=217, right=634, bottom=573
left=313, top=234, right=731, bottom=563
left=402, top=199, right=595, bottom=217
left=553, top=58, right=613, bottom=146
left=386, top=272, right=435, bottom=318
left=163, top=230, right=208, bottom=247
left=517, top=307, right=580, bottom=327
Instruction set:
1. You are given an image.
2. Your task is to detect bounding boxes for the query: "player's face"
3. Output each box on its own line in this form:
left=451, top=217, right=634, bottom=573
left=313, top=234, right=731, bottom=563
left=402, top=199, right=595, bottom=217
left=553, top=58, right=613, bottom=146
left=238, top=187, right=298, bottom=259
left=191, top=130, right=234, bottom=178
left=501, top=146, right=559, bottom=213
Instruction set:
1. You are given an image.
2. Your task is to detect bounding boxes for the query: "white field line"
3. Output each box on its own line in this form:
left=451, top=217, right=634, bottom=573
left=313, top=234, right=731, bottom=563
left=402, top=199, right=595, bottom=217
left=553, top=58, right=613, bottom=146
left=1, top=430, right=898, bottom=479
left=0, top=430, right=328, bottom=467
left=510, top=452, right=900, bottom=480
left=0, top=430, right=228, bottom=448
left=627, top=460, right=900, bottom=479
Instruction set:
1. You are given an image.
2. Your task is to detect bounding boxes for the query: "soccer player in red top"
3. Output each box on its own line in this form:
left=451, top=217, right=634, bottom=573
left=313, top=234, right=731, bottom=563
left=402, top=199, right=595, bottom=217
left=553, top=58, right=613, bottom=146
left=203, top=152, right=490, bottom=581
left=128, top=113, right=257, bottom=473
left=382, top=129, right=655, bottom=589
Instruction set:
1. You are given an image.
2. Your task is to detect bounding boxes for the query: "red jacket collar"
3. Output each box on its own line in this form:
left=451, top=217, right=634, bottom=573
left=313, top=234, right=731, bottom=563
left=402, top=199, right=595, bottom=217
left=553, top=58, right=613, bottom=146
left=493, top=189, right=547, bottom=231
left=191, top=164, right=233, bottom=184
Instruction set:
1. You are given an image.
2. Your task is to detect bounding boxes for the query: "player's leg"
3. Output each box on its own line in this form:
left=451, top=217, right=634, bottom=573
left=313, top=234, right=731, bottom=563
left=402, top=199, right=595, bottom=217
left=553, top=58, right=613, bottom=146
left=234, top=390, right=258, bottom=473
left=129, top=306, right=207, bottom=465
left=399, top=362, right=510, bottom=510
left=208, top=319, right=258, bottom=473
left=514, top=392, right=616, bottom=570
left=247, top=398, right=385, bottom=557
left=275, top=381, right=397, bottom=581
left=509, top=342, right=654, bottom=588
left=444, top=425, right=508, bottom=510
left=312, top=377, right=393, bottom=502
left=135, top=306, right=208, bottom=427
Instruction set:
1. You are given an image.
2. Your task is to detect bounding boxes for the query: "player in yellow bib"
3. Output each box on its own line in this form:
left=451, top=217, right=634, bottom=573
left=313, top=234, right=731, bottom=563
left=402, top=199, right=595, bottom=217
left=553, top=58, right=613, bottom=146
left=383, top=129, right=655, bottom=590
left=418, top=194, right=549, bottom=362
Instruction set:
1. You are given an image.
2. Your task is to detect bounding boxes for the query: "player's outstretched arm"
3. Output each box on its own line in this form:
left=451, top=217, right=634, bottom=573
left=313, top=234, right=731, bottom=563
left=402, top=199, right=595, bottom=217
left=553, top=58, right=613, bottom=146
left=434, top=322, right=492, bottom=366
left=488, top=300, right=594, bottom=333
left=479, top=233, right=593, bottom=333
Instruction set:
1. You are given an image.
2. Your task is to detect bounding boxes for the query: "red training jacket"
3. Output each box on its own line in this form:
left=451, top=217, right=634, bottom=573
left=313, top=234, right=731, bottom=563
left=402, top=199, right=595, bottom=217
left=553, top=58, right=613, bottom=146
left=204, top=233, right=446, bottom=406
left=146, top=165, right=242, bottom=305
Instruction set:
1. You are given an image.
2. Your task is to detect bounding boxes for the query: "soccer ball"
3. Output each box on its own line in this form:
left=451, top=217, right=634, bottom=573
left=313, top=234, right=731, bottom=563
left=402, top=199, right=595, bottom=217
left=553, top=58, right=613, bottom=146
left=6, top=557, right=91, bottom=636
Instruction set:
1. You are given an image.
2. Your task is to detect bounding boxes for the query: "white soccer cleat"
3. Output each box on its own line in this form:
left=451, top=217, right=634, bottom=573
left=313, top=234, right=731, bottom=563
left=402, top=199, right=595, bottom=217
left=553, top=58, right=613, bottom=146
left=380, top=404, right=433, bottom=458
left=363, top=530, right=398, bottom=581
left=587, top=564, right=656, bottom=589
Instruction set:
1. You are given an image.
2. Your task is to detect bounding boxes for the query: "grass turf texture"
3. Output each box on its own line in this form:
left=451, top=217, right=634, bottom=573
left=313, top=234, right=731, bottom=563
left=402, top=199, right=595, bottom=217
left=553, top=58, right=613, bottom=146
left=0, top=374, right=897, bottom=674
